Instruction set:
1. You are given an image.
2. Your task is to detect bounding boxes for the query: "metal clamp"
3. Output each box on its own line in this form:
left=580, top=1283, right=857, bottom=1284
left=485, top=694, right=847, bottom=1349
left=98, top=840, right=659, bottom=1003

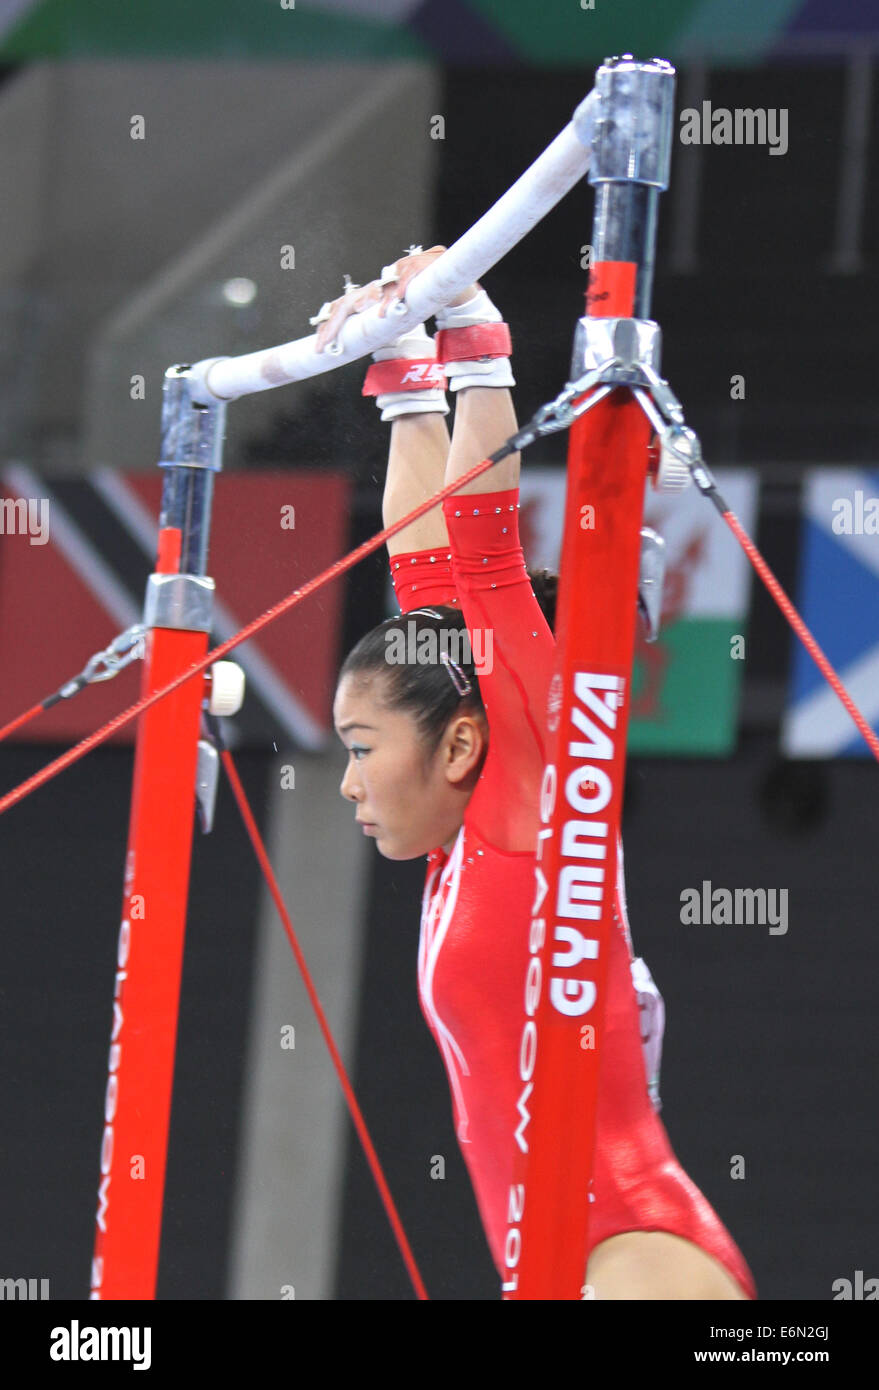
left=159, top=366, right=226, bottom=473
left=144, top=573, right=215, bottom=632
left=540, top=314, right=700, bottom=493
left=571, top=316, right=663, bottom=386
left=589, top=56, right=676, bottom=191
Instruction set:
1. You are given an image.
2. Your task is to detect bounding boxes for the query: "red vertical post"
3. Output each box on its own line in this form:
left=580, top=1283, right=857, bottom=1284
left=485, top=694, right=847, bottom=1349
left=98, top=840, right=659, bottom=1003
left=503, top=56, right=675, bottom=1299
left=503, top=379, right=649, bottom=1299
left=90, top=365, right=225, bottom=1298
left=91, top=602, right=208, bottom=1299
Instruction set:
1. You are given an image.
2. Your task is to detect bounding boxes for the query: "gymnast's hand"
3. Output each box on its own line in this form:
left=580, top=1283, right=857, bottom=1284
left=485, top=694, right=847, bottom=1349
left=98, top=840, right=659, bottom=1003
left=313, top=246, right=445, bottom=353
left=313, top=245, right=479, bottom=353
left=387, top=245, right=480, bottom=312
left=314, top=278, right=386, bottom=354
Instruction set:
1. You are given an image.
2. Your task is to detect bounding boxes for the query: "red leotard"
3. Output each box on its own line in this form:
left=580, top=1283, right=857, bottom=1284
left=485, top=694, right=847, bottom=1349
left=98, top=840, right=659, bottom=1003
left=389, top=487, right=756, bottom=1299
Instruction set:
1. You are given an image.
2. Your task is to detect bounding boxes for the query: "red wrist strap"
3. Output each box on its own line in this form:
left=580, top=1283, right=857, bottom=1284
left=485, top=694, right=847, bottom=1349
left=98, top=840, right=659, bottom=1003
left=435, top=322, right=512, bottom=364
left=390, top=549, right=458, bottom=611
left=362, top=359, right=447, bottom=396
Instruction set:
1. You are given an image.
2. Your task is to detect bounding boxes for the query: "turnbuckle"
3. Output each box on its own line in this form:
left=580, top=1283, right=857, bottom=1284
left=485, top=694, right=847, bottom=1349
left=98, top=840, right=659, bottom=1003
left=64, top=625, right=147, bottom=694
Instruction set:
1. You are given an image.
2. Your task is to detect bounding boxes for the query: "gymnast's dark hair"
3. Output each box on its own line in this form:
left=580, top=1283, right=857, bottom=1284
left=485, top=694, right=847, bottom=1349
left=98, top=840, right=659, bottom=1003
left=338, top=568, right=557, bottom=758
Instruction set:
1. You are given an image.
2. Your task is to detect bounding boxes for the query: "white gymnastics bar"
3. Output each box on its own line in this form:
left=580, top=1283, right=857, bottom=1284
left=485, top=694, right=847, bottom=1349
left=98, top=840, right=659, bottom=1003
left=187, top=90, right=598, bottom=406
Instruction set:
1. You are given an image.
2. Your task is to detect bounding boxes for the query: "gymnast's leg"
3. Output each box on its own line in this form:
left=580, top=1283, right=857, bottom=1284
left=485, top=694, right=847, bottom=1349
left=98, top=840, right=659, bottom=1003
left=383, top=409, right=451, bottom=555
left=587, top=1231, right=750, bottom=1300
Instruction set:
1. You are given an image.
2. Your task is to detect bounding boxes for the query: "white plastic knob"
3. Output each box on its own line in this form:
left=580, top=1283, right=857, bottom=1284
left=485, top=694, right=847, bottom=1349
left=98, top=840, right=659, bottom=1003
left=655, top=427, right=695, bottom=492
left=208, top=661, right=245, bottom=716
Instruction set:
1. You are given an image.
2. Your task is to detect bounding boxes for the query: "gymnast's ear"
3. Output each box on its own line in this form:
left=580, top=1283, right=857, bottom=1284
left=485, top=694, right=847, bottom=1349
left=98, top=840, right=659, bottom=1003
left=439, top=710, right=488, bottom=785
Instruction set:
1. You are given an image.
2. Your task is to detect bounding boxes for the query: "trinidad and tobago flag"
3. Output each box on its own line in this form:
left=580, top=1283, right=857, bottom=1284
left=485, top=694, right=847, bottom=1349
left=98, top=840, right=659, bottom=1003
left=0, top=464, right=349, bottom=749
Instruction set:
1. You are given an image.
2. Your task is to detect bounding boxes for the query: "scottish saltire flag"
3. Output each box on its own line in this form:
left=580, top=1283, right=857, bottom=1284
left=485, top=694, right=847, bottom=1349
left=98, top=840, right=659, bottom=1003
left=782, top=469, right=879, bottom=758
left=518, top=467, right=758, bottom=756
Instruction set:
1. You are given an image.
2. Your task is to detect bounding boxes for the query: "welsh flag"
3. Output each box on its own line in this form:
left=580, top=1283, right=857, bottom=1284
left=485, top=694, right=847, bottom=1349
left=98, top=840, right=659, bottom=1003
left=518, top=467, right=759, bottom=756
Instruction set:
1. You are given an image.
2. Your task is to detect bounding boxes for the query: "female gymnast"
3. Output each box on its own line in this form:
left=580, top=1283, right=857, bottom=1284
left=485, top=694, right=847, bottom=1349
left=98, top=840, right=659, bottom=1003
left=318, top=247, right=756, bottom=1300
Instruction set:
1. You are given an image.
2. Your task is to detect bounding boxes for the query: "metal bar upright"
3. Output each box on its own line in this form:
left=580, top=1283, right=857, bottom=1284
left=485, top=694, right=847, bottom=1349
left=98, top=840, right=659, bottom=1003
left=90, top=368, right=225, bottom=1299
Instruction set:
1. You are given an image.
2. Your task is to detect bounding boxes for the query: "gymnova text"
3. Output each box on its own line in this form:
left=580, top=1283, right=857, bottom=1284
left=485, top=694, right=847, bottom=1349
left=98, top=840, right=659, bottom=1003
left=384, top=620, right=493, bottom=675
left=680, top=881, right=788, bottom=935
left=50, top=1321, right=151, bottom=1371
left=680, top=102, right=788, bottom=156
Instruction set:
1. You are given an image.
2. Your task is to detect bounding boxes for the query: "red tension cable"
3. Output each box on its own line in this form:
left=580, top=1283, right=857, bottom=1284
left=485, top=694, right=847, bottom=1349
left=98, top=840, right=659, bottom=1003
left=0, top=702, right=44, bottom=743
left=219, top=743, right=428, bottom=1300
left=722, top=508, right=879, bottom=764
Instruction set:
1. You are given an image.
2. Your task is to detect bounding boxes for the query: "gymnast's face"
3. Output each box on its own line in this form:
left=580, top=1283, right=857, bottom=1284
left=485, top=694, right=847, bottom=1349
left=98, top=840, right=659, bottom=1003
left=333, top=671, right=486, bottom=860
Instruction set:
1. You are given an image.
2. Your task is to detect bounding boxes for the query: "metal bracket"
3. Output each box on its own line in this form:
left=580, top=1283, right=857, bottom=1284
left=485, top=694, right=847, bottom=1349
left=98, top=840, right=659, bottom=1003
left=637, top=527, right=666, bottom=642
left=159, top=365, right=226, bottom=473
left=144, top=573, right=215, bottom=632
left=195, top=738, right=220, bottom=835
left=527, top=315, right=701, bottom=493
left=571, top=316, right=663, bottom=386
left=514, top=314, right=712, bottom=641
left=58, top=624, right=147, bottom=697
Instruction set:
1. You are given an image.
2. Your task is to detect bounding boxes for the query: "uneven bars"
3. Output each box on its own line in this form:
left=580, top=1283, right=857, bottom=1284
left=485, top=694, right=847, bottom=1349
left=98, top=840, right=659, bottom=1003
left=187, top=90, right=598, bottom=406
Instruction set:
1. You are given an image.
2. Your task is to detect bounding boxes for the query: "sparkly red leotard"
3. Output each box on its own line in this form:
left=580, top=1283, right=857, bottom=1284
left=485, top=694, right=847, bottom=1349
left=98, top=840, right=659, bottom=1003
left=390, top=486, right=756, bottom=1299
